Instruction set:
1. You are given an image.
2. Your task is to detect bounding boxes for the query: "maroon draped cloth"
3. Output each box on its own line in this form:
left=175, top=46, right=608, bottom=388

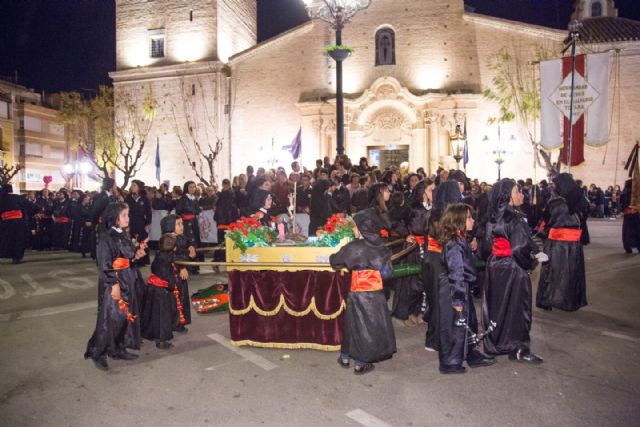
left=228, top=270, right=350, bottom=350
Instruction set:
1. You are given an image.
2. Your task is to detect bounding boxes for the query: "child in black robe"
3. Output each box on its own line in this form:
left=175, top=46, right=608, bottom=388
left=85, top=202, right=146, bottom=371
left=160, top=214, right=195, bottom=331
left=330, top=205, right=396, bottom=375
left=142, top=234, right=178, bottom=349
left=436, top=203, right=495, bottom=374
left=483, top=179, right=545, bottom=363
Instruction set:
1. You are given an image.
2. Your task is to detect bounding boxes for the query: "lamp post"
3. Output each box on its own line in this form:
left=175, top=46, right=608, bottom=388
left=449, top=124, right=466, bottom=170
left=63, top=160, right=92, bottom=188
left=483, top=128, right=514, bottom=181
left=301, top=0, right=371, bottom=158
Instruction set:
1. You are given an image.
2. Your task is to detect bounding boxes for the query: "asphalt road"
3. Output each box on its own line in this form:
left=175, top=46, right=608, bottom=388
left=0, top=219, right=639, bottom=427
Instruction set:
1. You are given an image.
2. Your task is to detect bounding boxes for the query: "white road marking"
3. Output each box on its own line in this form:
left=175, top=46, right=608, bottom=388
left=346, top=409, right=393, bottom=427
left=21, top=273, right=61, bottom=297
left=0, top=301, right=96, bottom=322
left=601, top=331, right=640, bottom=343
left=207, top=333, right=278, bottom=371
left=0, top=278, right=17, bottom=300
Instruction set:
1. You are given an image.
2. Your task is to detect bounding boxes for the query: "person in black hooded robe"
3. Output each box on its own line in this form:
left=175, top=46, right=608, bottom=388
left=423, top=180, right=461, bottom=351
left=435, top=203, right=495, bottom=374
left=620, top=179, right=640, bottom=253
left=536, top=173, right=587, bottom=312
left=309, top=179, right=332, bottom=235
left=330, top=204, right=396, bottom=375
left=142, top=233, right=177, bottom=349
left=0, top=184, right=33, bottom=263
left=85, top=202, right=146, bottom=371
left=160, top=214, right=194, bottom=331
left=52, top=190, right=71, bottom=250
left=390, top=183, right=425, bottom=325
left=90, top=178, right=117, bottom=259
left=175, top=181, right=201, bottom=274
left=126, top=180, right=152, bottom=266
left=483, top=179, right=544, bottom=363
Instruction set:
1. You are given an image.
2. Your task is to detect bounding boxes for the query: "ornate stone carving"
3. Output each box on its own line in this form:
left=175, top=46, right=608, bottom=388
left=375, top=84, right=396, bottom=99
left=424, top=110, right=438, bottom=126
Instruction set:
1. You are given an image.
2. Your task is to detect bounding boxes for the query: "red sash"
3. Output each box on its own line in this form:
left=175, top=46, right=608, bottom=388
left=414, top=235, right=425, bottom=246
left=350, top=270, right=383, bottom=292
left=171, top=264, right=187, bottom=326
left=427, top=236, right=442, bottom=253
left=147, top=274, right=169, bottom=288
left=54, top=216, right=70, bottom=223
left=492, top=237, right=512, bottom=257
left=1, top=210, right=22, bottom=220
left=112, top=258, right=130, bottom=270
left=181, top=214, right=196, bottom=221
left=548, top=228, right=582, bottom=242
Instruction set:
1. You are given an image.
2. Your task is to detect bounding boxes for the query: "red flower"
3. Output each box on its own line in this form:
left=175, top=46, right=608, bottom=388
left=380, top=229, right=389, bottom=238
left=325, top=224, right=336, bottom=234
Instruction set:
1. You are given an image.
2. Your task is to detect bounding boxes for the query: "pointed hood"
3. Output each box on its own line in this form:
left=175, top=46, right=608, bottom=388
left=353, top=207, right=391, bottom=245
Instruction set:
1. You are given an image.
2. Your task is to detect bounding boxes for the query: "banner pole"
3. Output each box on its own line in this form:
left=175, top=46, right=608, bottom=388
left=567, top=22, right=582, bottom=174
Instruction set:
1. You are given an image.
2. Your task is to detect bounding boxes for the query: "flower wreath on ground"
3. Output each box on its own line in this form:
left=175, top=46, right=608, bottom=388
left=219, top=215, right=278, bottom=253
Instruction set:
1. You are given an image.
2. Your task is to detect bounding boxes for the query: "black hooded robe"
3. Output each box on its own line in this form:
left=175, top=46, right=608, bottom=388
left=438, top=236, right=476, bottom=370
left=141, top=251, right=177, bottom=343
left=391, top=197, right=429, bottom=321
left=621, top=180, right=640, bottom=252
left=330, top=208, right=396, bottom=363
left=483, top=180, right=539, bottom=355
left=424, top=181, right=462, bottom=350
left=536, top=196, right=587, bottom=311
left=0, top=193, right=31, bottom=261
left=85, top=227, right=142, bottom=361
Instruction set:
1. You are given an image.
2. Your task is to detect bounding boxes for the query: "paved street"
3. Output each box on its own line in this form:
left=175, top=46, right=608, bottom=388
left=0, top=219, right=639, bottom=427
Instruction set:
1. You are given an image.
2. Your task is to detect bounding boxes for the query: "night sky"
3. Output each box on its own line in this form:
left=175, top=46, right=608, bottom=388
left=1, top=0, right=639, bottom=94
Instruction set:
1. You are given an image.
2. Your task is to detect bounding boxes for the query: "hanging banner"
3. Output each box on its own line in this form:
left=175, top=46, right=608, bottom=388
left=540, top=52, right=610, bottom=165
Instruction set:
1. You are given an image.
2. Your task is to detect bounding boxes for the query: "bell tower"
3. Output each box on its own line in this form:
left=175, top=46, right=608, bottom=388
left=115, top=0, right=257, bottom=70
left=571, top=0, right=618, bottom=21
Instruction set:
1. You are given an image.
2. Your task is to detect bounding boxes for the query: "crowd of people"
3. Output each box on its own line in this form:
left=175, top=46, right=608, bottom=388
left=1, top=153, right=639, bottom=375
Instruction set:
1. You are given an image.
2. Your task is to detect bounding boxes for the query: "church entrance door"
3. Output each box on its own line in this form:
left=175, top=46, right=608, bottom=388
left=367, top=145, right=409, bottom=170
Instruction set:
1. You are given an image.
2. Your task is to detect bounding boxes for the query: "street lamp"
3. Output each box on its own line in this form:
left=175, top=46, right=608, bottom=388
left=483, top=131, right=514, bottom=181
left=301, top=0, right=372, bottom=157
left=63, top=160, right=93, bottom=188
left=449, top=124, right=466, bottom=170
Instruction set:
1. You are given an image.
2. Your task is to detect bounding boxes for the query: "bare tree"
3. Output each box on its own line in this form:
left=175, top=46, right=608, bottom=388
left=483, top=45, right=561, bottom=177
left=0, top=163, right=21, bottom=186
left=168, top=72, right=231, bottom=186
left=58, top=85, right=156, bottom=189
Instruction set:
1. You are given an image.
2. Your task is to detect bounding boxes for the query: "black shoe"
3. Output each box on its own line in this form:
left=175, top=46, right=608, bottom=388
left=93, top=357, right=108, bottom=371
left=354, top=363, right=375, bottom=375
left=156, top=341, right=173, bottom=350
left=113, top=350, right=139, bottom=360
left=337, top=357, right=350, bottom=369
left=174, top=325, right=188, bottom=333
left=509, top=348, right=543, bottom=365
left=467, top=348, right=497, bottom=368
left=439, top=365, right=466, bottom=375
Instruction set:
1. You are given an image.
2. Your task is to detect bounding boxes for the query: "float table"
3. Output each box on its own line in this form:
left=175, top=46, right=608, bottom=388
left=226, top=238, right=350, bottom=351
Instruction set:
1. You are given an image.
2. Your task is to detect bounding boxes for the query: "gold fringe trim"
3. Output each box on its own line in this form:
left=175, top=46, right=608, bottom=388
left=229, top=294, right=346, bottom=320
left=230, top=339, right=340, bottom=352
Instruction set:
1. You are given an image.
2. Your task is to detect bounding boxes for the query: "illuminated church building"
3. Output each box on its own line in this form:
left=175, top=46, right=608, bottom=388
left=110, top=0, right=640, bottom=186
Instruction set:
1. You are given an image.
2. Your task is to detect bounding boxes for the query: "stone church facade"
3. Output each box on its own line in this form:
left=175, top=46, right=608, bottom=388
left=111, top=0, right=639, bottom=187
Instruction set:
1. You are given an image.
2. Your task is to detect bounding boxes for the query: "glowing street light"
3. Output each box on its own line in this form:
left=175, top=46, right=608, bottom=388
left=301, top=0, right=372, bottom=157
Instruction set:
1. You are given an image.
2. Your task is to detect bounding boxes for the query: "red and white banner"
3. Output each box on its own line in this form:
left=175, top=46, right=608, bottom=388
left=540, top=52, right=610, bottom=166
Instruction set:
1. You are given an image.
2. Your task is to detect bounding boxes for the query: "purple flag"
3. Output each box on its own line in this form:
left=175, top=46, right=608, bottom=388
left=282, top=127, right=302, bottom=160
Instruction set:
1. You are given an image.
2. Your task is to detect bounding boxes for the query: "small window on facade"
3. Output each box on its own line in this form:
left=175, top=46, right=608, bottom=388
left=592, top=1, right=602, bottom=17
left=149, top=30, right=165, bottom=58
left=375, top=28, right=395, bottom=66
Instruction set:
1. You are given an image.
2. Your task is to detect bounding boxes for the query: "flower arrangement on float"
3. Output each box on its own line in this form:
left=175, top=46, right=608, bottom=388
left=219, top=214, right=278, bottom=254
left=311, top=214, right=355, bottom=247
left=221, top=213, right=354, bottom=254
